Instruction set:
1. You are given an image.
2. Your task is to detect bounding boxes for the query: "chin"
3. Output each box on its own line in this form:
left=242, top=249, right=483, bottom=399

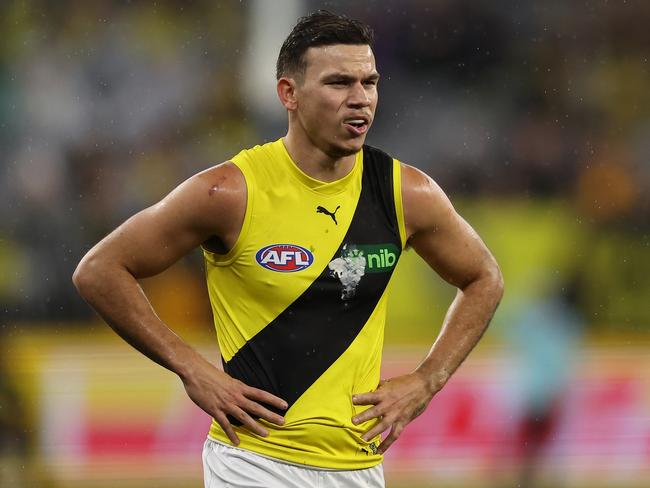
left=327, top=138, right=365, bottom=158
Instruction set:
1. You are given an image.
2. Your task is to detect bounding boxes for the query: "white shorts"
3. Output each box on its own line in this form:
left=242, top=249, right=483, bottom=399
left=202, top=438, right=385, bottom=488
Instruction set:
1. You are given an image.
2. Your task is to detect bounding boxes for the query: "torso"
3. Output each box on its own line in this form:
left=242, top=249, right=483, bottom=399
left=202, top=139, right=407, bottom=469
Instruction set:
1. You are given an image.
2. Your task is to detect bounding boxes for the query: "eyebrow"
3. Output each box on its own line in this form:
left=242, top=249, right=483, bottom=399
left=322, top=72, right=381, bottom=83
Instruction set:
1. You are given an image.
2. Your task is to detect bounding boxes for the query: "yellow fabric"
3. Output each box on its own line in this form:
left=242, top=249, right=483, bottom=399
left=392, top=159, right=408, bottom=249
left=203, top=139, right=405, bottom=469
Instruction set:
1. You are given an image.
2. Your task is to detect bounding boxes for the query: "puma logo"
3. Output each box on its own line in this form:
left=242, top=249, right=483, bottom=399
left=316, top=205, right=340, bottom=225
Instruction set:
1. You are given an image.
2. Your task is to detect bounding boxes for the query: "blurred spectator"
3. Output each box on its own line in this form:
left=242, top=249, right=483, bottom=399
left=504, top=278, right=585, bottom=488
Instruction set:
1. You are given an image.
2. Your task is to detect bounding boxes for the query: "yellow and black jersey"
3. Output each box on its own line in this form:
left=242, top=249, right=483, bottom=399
left=203, top=138, right=407, bottom=469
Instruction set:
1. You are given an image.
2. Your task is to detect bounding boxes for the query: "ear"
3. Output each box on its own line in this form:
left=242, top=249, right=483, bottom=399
left=277, top=77, right=298, bottom=111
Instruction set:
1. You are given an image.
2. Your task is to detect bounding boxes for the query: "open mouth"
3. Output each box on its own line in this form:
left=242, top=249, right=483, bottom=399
left=343, top=118, right=369, bottom=135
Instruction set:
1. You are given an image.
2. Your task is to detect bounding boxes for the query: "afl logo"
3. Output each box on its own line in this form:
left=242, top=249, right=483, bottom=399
left=256, top=244, right=314, bottom=272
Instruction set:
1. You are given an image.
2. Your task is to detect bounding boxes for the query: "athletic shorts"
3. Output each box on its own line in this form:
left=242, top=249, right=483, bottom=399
left=202, top=438, right=385, bottom=488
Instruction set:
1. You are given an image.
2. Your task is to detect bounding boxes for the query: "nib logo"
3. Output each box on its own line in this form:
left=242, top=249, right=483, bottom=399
left=366, top=246, right=397, bottom=271
left=354, top=244, right=399, bottom=273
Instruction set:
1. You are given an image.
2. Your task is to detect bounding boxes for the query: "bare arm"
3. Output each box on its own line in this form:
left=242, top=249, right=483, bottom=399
left=404, top=163, right=503, bottom=389
left=353, top=163, right=504, bottom=452
left=73, top=162, right=287, bottom=445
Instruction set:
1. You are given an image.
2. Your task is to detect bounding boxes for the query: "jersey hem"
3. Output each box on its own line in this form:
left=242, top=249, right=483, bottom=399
left=206, top=430, right=384, bottom=470
left=205, top=438, right=365, bottom=472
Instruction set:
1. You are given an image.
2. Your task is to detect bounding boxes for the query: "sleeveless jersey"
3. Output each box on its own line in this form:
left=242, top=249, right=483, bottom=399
left=203, top=138, right=407, bottom=469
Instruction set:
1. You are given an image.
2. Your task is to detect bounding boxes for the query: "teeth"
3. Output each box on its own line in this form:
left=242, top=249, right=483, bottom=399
left=346, top=119, right=365, bottom=126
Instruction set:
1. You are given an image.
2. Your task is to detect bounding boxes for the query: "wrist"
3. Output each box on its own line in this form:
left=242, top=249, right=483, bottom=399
left=169, top=343, right=204, bottom=382
left=413, top=365, right=449, bottom=395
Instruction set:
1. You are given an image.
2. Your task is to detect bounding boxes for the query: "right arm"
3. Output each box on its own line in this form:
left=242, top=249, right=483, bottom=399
left=72, top=162, right=287, bottom=445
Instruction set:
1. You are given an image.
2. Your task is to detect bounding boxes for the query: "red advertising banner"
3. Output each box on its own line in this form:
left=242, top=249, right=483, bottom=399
left=7, top=337, right=650, bottom=487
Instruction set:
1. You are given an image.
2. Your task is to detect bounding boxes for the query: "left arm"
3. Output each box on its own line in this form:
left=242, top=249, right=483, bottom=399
left=352, top=163, right=504, bottom=453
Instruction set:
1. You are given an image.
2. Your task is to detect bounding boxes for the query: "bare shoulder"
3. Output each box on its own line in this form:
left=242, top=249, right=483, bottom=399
left=398, top=163, right=499, bottom=288
left=74, top=161, right=248, bottom=280
left=162, top=161, right=246, bottom=238
left=399, top=162, right=456, bottom=240
left=179, top=161, right=246, bottom=214
left=194, top=160, right=246, bottom=198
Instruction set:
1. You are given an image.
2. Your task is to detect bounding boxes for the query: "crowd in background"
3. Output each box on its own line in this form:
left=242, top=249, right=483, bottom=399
left=0, top=0, right=648, bottom=328
left=1, top=2, right=649, bottom=487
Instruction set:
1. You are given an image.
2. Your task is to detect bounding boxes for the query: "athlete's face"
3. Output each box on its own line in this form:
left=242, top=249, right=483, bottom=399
left=292, top=44, right=379, bottom=158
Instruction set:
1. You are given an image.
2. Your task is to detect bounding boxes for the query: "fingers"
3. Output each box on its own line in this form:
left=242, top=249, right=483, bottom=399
left=245, top=386, right=289, bottom=411
left=352, top=405, right=382, bottom=425
left=377, top=423, right=404, bottom=454
left=214, top=412, right=240, bottom=446
left=241, top=397, right=286, bottom=426
left=352, top=374, right=431, bottom=453
left=352, top=391, right=379, bottom=406
left=184, top=368, right=290, bottom=442
left=216, top=405, right=272, bottom=441
left=353, top=377, right=390, bottom=406
left=361, top=416, right=391, bottom=442
left=230, top=406, right=270, bottom=437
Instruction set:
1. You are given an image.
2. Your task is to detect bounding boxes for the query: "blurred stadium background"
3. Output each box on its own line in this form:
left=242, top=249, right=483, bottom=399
left=1, top=0, right=649, bottom=487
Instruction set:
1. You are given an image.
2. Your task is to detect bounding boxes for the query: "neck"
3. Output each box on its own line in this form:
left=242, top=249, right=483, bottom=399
left=282, top=129, right=357, bottom=183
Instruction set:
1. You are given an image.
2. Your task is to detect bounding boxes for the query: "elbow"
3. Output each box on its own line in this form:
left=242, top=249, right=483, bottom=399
left=487, top=258, right=504, bottom=304
left=459, top=257, right=504, bottom=307
left=72, top=252, right=101, bottom=299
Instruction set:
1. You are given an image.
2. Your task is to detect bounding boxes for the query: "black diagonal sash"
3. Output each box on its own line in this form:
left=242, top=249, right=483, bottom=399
left=224, top=146, right=402, bottom=418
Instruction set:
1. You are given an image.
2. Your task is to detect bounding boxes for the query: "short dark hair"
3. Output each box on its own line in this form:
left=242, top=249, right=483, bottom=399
left=276, top=10, right=375, bottom=80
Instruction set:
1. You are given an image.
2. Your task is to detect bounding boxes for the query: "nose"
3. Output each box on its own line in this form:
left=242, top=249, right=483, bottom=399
left=347, top=82, right=371, bottom=108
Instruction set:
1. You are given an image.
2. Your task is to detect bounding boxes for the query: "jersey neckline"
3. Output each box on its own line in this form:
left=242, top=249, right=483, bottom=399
left=276, top=138, right=362, bottom=196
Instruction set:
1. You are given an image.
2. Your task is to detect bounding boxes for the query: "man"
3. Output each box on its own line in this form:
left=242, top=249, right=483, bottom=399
left=73, top=11, right=503, bottom=488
